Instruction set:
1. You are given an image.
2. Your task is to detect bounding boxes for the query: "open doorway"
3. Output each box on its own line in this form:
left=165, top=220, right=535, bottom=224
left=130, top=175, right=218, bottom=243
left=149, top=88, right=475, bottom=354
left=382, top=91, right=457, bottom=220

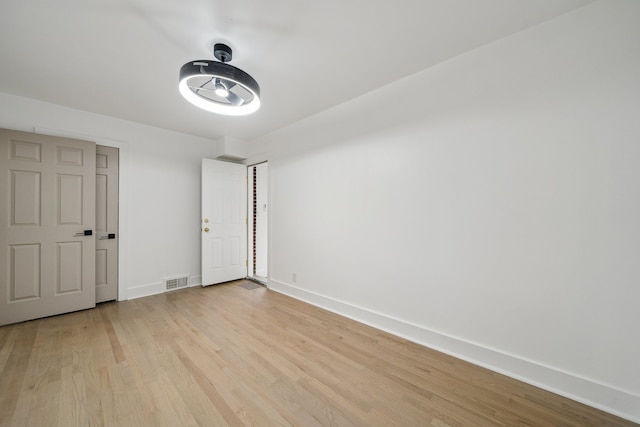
left=248, top=162, right=268, bottom=284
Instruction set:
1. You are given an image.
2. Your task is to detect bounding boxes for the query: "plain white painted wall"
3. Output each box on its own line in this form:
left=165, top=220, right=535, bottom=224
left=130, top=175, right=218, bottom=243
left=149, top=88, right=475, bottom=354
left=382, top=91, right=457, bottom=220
left=0, top=92, right=220, bottom=298
left=247, top=0, right=640, bottom=421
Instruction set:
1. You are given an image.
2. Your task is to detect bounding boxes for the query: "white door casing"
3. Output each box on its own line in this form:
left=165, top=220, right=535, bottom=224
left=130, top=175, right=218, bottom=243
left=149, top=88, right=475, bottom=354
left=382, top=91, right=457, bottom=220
left=95, top=145, right=118, bottom=303
left=0, top=129, right=96, bottom=326
left=201, top=159, right=247, bottom=286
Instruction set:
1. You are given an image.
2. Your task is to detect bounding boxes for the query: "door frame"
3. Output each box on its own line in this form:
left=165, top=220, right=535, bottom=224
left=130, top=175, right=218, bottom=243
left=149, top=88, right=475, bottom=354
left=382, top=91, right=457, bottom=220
left=34, top=127, right=129, bottom=300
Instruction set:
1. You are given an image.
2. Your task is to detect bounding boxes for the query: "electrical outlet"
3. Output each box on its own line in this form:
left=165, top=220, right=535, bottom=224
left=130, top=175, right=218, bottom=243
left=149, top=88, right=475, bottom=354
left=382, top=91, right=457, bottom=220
left=292, top=273, right=297, bottom=283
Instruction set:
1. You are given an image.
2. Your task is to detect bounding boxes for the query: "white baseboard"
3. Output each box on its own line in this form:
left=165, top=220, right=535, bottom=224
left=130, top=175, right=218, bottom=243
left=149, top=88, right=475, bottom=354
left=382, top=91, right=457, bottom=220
left=268, top=279, right=640, bottom=423
left=127, top=281, right=165, bottom=300
left=127, top=274, right=201, bottom=300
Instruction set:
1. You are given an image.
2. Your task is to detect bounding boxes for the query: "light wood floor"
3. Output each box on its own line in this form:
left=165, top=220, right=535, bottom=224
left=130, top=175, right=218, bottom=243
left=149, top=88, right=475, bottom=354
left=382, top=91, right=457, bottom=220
left=0, top=280, right=636, bottom=427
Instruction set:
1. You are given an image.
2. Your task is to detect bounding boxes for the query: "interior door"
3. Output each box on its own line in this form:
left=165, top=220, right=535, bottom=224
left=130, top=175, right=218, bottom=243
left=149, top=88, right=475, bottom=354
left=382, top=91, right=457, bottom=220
left=201, top=159, right=247, bottom=286
left=95, top=145, right=118, bottom=303
left=0, top=129, right=96, bottom=326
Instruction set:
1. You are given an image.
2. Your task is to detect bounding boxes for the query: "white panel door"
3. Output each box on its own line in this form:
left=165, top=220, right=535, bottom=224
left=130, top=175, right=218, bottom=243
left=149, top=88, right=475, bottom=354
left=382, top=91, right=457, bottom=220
left=95, top=145, right=118, bottom=303
left=0, top=129, right=96, bottom=326
left=201, top=159, right=247, bottom=286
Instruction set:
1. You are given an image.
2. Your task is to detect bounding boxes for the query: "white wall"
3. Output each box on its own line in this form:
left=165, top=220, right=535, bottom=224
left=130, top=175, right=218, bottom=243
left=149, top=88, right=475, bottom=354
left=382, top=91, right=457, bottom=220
left=255, top=163, right=268, bottom=278
left=247, top=0, right=640, bottom=421
left=0, top=92, right=220, bottom=299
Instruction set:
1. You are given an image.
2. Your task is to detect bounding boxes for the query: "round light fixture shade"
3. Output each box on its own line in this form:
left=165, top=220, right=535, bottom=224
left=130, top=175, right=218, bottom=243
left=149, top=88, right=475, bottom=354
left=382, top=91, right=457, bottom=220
left=178, top=44, right=260, bottom=116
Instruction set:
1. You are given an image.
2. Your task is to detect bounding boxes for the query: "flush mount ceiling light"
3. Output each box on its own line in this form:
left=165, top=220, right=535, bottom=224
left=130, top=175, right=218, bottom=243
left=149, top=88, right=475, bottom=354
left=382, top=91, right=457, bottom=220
left=179, top=43, right=260, bottom=116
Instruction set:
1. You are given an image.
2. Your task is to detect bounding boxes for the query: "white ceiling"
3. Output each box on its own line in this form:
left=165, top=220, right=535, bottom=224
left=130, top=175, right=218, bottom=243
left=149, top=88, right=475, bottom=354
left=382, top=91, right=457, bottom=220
left=0, top=0, right=596, bottom=142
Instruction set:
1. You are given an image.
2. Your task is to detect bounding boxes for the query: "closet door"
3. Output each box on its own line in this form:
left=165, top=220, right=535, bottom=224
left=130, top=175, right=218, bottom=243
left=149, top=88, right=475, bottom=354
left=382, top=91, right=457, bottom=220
left=95, top=145, right=118, bottom=303
left=0, top=129, right=96, bottom=325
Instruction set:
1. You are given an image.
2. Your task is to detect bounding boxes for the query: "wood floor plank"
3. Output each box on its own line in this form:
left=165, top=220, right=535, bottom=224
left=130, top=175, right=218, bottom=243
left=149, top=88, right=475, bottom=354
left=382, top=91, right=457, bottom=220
left=0, top=280, right=637, bottom=427
left=0, top=323, right=37, bottom=425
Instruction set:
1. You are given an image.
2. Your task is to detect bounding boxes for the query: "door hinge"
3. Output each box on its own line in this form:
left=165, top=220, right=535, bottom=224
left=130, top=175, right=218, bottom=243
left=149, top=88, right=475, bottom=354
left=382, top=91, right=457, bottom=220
left=245, top=260, right=248, bottom=267
left=245, top=217, right=248, bottom=225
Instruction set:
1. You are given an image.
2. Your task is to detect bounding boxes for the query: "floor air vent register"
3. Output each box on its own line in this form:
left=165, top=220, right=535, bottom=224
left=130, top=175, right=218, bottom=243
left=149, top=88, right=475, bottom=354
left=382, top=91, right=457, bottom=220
left=165, top=276, right=189, bottom=291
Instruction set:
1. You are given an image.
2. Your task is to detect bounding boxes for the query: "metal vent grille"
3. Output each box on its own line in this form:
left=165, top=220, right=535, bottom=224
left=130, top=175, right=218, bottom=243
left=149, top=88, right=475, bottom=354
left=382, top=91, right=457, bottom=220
left=165, top=276, right=189, bottom=291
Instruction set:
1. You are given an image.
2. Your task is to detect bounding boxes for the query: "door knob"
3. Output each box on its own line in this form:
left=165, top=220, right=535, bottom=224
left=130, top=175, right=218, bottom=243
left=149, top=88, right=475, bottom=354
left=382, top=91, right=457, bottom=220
left=203, top=227, right=210, bottom=232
